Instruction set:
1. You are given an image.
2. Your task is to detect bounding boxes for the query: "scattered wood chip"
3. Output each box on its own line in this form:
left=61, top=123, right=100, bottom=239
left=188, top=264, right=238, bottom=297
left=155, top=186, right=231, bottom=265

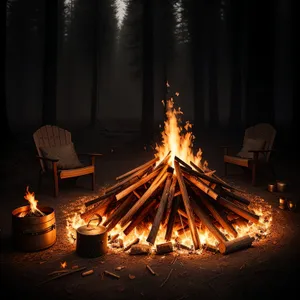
left=160, top=268, right=174, bottom=287
left=146, top=264, right=156, bottom=275
left=115, top=266, right=125, bottom=271
left=129, top=274, right=136, bottom=279
left=104, top=270, right=120, bottom=279
left=82, top=269, right=94, bottom=277
left=72, top=265, right=79, bottom=269
left=48, top=269, right=70, bottom=276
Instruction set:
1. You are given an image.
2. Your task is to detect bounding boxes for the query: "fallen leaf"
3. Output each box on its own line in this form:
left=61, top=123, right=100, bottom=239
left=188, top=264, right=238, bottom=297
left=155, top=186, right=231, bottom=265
left=129, top=274, right=135, bottom=279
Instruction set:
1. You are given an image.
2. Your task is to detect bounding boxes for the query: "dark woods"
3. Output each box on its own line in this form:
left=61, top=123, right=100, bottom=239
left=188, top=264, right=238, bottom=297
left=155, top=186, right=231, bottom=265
left=2, top=0, right=295, bottom=144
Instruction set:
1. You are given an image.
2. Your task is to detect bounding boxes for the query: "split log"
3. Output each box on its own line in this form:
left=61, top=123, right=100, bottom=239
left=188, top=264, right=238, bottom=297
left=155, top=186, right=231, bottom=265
left=190, top=198, right=228, bottom=244
left=221, top=188, right=250, bottom=206
left=165, top=196, right=181, bottom=241
left=219, top=235, right=255, bottom=254
left=156, top=241, right=173, bottom=254
left=81, top=195, right=114, bottom=222
left=115, top=157, right=158, bottom=180
left=191, top=188, right=238, bottom=238
left=147, top=174, right=172, bottom=245
left=120, top=166, right=169, bottom=227
left=153, top=151, right=171, bottom=170
left=124, top=237, right=140, bottom=251
left=104, top=194, right=136, bottom=232
left=85, top=188, right=121, bottom=207
left=217, top=197, right=260, bottom=224
left=203, top=243, right=219, bottom=253
left=129, top=244, right=151, bottom=255
left=123, top=200, right=158, bottom=236
left=116, top=165, right=166, bottom=201
left=174, top=160, right=201, bottom=250
left=178, top=209, right=201, bottom=228
left=162, top=174, right=177, bottom=226
left=189, top=161, right=245, bottom=193
left=182, top=172, right=219, bottom=201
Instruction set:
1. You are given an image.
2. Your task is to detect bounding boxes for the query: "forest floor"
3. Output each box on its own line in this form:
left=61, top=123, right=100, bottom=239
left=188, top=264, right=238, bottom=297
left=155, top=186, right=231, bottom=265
left=1, top=127, right=300, bottom=300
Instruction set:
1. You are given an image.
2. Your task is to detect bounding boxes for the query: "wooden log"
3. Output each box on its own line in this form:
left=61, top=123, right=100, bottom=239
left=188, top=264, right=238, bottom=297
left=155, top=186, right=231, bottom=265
left=217, top=197, right=260, bottom=224
left=124, top=237, right=140, bottom=251
left=156, top=241, right=173, bottom=254
left=219, top=235, right=255, bottom=254
left=116, top=166, right=165, bottom=201
left=203, top=243, right=219, bottom=253
left=85, top=188, right=121, bottom=207
left=81, top=196, right=114, bottom=222
left=162, top=174, right=177, bottom=226
left=115, top=157, right=159, bottom=180
left=165, top=196, right=180, bottom=241
left=182, top=172, right=219, bottom=201
left=123, top=200, right=158, bottom=236
left=104, top=194, right=136, bottom=232
left=174, top=160, right=201, bottom=250
left=147, top=174, right=172, bottom=245
left=129, top=244, right=151, bottom=255
left=189, top=161, right=245, bottom=193
left=178, top=209, right=201, bottom=227
left=153, top=151, right=171, bottom=170
left=191, top=188, right=238, bottom=238
left=221, top=188, right=251, bottom=206
left=190, top=198, right=228, bottom=244
left=120, top=167, right=169, bottom=227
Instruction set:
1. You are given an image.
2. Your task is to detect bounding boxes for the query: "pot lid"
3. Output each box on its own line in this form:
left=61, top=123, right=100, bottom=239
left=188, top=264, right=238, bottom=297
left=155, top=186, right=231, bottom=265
left=77, top=224, right=106, bottom=236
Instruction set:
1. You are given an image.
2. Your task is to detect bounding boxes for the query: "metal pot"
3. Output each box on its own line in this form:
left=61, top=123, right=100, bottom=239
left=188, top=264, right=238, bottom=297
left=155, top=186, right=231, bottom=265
left=76, top=214, right=108, bottom=258
left=277, top=181, right=287, bottom=193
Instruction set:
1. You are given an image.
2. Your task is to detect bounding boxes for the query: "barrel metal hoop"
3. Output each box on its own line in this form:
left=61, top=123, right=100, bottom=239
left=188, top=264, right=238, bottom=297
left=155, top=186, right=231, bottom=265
left=20, top=224, right=56, bottom=236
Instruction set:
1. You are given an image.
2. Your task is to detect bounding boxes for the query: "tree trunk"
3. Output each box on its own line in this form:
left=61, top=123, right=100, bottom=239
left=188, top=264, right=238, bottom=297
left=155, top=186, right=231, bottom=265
left=2, top=0, right=11, bottom=139
left=90, top=0, right=99, bottom=128
left=42, top=0, right=59, bottom=125
left=141, top=0, right=154, bottom=142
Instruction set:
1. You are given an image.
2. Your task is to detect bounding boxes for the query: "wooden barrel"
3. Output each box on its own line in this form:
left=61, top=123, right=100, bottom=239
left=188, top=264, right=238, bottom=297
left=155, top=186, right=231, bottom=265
left=11, top=205, right=56, bottom=252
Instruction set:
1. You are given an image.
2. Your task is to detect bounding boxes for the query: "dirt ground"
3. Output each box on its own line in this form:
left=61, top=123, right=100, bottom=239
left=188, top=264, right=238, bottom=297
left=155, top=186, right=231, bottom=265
left=1, top=128, right=300, bottom=300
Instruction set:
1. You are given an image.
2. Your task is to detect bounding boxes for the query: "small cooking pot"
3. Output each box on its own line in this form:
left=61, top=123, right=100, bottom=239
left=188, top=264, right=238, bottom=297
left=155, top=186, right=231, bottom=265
left=76, top=214, right=108, bottom=258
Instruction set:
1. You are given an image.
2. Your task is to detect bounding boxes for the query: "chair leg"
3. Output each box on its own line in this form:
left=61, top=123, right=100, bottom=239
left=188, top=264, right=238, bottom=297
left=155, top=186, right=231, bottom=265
left=92, top=172, right=96, bottom=191
left=252, top=163, right=256, bottom=186
left=224, top=162, right=228, bottom=177
left=53, top=171, right=59, bottom=197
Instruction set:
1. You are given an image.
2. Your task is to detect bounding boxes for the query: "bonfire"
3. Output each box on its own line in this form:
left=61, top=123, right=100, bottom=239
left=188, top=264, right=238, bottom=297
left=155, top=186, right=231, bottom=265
left=66, top=84, right=272, bottom=255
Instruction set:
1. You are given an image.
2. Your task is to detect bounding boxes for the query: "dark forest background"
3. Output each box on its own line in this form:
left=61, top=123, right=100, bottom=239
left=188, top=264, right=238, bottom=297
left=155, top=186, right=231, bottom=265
left=2, top=0, right=296, bottom=145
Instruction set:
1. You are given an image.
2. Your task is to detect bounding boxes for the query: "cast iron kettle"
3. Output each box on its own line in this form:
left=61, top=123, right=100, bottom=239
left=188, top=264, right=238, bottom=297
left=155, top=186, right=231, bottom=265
left=76, top=214, right=108, bottom=258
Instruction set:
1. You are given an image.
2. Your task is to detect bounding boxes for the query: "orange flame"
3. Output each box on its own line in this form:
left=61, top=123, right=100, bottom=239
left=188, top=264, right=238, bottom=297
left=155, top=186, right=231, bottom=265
left=60, top=261, right=67, bottom=268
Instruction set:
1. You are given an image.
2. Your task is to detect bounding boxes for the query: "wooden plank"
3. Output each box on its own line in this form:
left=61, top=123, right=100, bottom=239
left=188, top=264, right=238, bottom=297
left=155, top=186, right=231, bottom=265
left=174, top=160, right=201, bottom=250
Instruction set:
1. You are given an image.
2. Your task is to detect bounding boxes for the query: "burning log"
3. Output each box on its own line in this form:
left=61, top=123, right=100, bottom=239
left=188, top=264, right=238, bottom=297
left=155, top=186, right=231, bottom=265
left=123, top=199, right=158, bottom=236
left=147, top=174, right=173, bottom=245
left=216, top=197, right=260, bottom=224
left=219, top=235, right=255, bottom=255
left=165, top=196, right=181, bottom=241
left=174, top=161, right=201, bottom=250
left=129, top=243, right=151, bottom=255
left=115, top=157, right=159, bottom=181
left=220, top=188, right=250, bottom=206
left=124, top=237, right=140, bottom=251
left=156, top=241, right=173, bottom=254
left=191, top=188, right=238, bottom=238
left=162, top=174, right=177, bottom=226
left=190, top=198, right=228, bottom=244
left=116, top=166, right=165, bottom=201
left=104, top=194, right=136, bottom=232
left=81, top=195, right=114, bottom=222
left=119, top=166, right=169, bottom=227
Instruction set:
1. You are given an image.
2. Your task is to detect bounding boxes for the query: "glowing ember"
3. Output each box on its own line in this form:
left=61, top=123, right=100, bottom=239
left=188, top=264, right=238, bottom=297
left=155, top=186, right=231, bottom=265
left=65, top=83, right=273, bottom=254
left=60, top=261, right=67, bottom=268
left=23, top=186, right=45, bottom=216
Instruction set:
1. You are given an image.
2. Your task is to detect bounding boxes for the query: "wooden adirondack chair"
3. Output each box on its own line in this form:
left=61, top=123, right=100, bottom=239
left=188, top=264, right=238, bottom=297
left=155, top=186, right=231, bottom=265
left=222, top=123, right=276, bottom=186
left=33, top=125, right=102, bottom=197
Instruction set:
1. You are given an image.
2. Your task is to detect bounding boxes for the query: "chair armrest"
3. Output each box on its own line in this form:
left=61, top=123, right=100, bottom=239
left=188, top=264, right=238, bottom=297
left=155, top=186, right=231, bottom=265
left=36, top=155, right=59, bottom=162
left=78, top=153, right=103, bottom=157
left=248, top=149, right=275, bottom=153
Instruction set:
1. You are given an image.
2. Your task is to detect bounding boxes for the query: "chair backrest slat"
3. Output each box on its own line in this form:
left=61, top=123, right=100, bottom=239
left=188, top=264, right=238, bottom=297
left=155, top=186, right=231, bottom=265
left=244, top=123, right=276, bottom=162
left=33, top=125, right=72, bottom=171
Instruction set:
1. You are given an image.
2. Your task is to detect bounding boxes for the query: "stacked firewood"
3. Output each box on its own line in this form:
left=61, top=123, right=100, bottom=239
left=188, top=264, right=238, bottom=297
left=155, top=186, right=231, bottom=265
left=81, top=153, right=260, bottom=254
